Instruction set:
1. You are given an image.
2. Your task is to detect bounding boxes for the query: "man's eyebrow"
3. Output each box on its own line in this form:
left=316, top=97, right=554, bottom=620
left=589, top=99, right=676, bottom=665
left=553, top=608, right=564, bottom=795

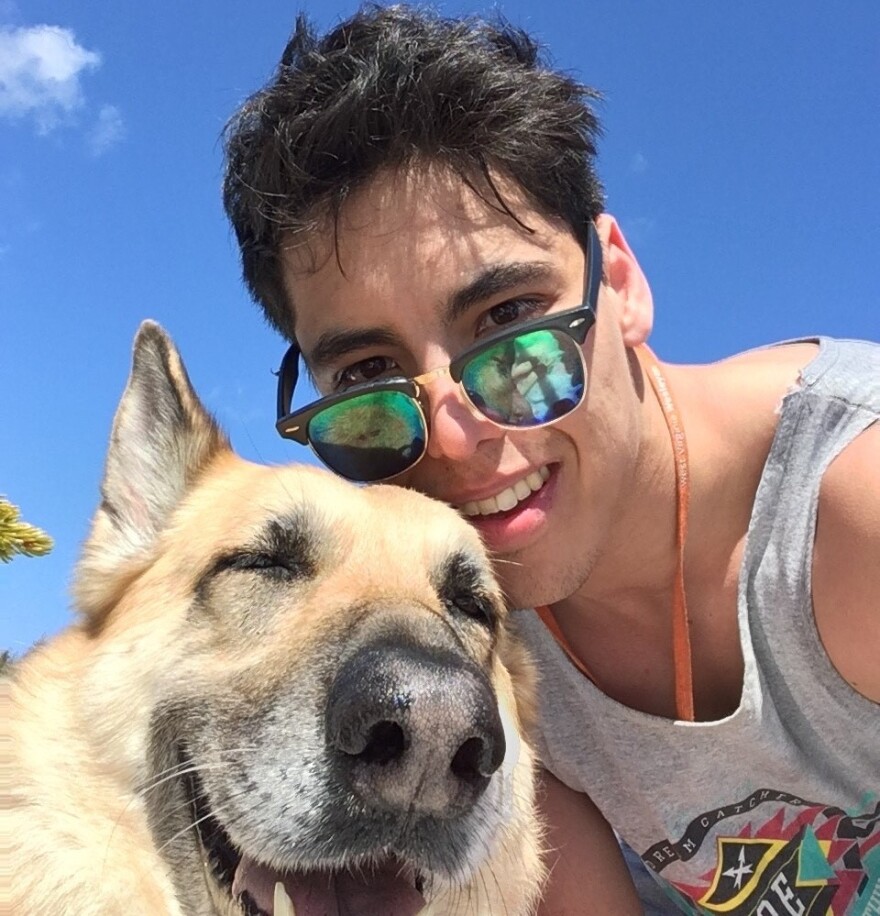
left=445, top=260, right=556, bottom=323
left=309, top=327, right=401, bottom=371
left=307, top=260, right=556, bottom=369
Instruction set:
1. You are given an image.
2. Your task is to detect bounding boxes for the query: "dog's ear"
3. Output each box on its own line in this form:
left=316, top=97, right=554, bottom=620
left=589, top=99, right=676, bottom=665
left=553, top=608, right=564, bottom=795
left=74, top=320, right=230, bottom=620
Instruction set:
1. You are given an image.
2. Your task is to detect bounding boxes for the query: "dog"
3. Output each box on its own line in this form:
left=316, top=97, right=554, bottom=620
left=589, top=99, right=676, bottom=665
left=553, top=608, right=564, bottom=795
left=5, top=322, right=544, bottom=915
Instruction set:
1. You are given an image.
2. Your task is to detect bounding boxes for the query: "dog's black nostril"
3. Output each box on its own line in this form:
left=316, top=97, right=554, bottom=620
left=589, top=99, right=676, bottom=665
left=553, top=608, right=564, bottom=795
left=450, top=734, right=500, bottom=784
left=358, top=720, right=407, bottom=766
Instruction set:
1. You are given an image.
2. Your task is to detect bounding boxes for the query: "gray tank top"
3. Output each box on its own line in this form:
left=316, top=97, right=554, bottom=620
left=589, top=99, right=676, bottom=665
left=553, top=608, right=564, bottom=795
left=514, top=337, right=880, bottom=914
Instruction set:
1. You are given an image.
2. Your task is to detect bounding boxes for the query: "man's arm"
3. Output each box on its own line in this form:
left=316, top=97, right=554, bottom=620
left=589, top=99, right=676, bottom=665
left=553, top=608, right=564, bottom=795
left=811, top=421, right=880, bottom=701
left=536, top=769, right=644, bottom=915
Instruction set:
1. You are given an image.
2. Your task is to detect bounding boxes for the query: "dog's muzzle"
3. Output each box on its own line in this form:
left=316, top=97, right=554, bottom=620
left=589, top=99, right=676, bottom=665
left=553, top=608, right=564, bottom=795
left=190, top=625, right=510, bottom=915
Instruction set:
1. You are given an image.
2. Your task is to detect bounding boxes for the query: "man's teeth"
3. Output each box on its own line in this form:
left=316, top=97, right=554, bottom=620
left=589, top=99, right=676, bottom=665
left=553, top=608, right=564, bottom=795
left=459, top=466, right=550, bottom=518
left=274, top=882, right=296, bottom=916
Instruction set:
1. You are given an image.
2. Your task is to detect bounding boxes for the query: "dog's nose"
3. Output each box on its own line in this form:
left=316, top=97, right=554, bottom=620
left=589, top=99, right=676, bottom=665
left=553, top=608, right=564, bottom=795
left=325, top=642, right=506, bottom=816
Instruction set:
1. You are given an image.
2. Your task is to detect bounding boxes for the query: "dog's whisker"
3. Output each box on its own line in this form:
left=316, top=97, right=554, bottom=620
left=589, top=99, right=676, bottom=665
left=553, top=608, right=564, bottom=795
left=154, top=797, right=241, bottom=857
left=489, top=556, right=524, bottom=568
left=144, top=780, right=248, bottom=834
left=138, top=750, right=259, bottom=797
left=100, top=758, right=244, bottom=881
left=482, top=858, right=512, bottom=916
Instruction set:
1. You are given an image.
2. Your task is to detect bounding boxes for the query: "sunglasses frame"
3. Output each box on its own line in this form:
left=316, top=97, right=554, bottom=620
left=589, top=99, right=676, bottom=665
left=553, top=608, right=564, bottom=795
left=277, top=377, right=429, bottom=446
left=275, top=221, right=602, bottom=460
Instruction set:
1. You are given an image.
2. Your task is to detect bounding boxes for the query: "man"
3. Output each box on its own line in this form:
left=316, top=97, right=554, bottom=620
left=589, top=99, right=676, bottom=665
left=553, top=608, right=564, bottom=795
left=223, top=6, right=880, bottom=912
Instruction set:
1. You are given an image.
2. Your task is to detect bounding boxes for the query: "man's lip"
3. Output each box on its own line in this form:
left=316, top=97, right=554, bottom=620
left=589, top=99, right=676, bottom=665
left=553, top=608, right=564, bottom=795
left=463, top=467, right=558, bottom=553
left=445, top=466, right=553, bottom=508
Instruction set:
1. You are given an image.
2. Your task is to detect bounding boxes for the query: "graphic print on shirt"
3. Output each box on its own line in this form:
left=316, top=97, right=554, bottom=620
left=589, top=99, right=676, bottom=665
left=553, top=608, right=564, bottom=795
left=642, top=789, right=880, bottom=914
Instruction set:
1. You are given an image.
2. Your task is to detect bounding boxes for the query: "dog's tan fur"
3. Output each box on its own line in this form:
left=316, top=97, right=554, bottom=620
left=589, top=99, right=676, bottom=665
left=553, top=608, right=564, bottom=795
left=5, top=323, right=544, bottom=915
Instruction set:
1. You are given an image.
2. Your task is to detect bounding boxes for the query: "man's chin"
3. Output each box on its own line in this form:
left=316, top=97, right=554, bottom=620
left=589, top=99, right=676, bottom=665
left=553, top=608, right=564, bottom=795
left=495, top=546, right=595, bottom=610
left=497, top=567, right=559, bottom=610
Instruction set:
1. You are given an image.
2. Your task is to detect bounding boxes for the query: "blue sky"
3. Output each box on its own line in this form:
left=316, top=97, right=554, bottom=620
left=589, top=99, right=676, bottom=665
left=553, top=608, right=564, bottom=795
left=2, top=0, right=878, bottom=652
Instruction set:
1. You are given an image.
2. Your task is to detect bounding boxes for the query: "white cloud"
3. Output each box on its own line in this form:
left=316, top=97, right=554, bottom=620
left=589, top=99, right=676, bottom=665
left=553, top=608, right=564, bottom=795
left=623, top=216, right=656, bottom=245
left=631, top=152, right=648, bottom=174
left=87, top=103, right=124, bottom=156
left=0, top=24, right=100, bottom=133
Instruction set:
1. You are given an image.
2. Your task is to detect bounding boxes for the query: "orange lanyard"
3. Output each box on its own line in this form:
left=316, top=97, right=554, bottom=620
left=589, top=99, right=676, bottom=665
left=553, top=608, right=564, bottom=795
left=534, top=344, right=695, bottom=722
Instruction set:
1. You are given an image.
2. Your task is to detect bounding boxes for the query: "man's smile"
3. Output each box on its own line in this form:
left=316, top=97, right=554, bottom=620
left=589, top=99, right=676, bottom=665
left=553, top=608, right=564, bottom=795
left=456, top=465, right=551, bottom=517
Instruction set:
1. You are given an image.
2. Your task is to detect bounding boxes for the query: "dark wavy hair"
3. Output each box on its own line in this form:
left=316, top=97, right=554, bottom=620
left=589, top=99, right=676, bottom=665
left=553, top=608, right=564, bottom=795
left=222, top=3, right=605, bottom=337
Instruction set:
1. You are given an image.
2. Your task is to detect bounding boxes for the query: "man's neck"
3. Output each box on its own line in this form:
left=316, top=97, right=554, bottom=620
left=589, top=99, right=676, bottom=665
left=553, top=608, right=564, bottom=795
left=546, top=345, right=815, bottom=718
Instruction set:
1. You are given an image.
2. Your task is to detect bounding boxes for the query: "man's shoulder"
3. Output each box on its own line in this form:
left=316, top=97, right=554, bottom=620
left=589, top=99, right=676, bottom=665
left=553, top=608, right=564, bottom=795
left=694, top=335, right=880, bottom=385
left=688, top=336, right=880, bottom=452
left=812, top=419, right=880, bottom=702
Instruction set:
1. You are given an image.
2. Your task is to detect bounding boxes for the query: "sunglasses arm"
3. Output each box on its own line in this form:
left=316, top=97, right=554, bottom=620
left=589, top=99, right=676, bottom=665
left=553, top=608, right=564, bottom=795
left=276, top=343, right=302, bottom=422
left=586, top=221, right=602, bottom=312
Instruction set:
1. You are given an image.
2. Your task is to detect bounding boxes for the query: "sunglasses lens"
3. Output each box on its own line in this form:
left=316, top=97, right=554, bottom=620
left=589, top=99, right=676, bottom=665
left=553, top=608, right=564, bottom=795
left=308, top=389, right=426, bottom=482
left=461, top=328, right=585, bottom=426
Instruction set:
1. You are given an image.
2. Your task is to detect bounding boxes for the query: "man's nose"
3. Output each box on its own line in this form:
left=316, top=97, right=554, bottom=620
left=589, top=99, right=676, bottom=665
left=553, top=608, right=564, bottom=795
left=422, top=372, right=504, bottom=462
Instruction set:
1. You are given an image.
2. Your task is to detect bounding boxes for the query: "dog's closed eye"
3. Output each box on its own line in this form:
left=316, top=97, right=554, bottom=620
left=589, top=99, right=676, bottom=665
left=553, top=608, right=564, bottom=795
left=444, top=593, right=495, bottom=628
left=202, top=512, right=320, bottom=588
left=435, top=551, right=500, bottom=631
left=212, top=551, right=300, bottom=581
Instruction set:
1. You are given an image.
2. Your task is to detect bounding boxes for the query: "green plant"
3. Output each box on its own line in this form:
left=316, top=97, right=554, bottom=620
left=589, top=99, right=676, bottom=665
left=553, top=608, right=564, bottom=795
left=0, top=497, right=53, bottom=563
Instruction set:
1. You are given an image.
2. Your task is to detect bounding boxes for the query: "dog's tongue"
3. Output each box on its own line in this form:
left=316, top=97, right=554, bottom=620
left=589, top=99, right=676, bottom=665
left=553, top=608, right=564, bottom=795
left=232, top=855, right=426, bottom=916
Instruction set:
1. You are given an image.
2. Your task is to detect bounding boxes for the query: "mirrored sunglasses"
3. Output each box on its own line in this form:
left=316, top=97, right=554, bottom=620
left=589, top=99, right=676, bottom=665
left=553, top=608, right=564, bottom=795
left=276, top=224, right=602, bottom=483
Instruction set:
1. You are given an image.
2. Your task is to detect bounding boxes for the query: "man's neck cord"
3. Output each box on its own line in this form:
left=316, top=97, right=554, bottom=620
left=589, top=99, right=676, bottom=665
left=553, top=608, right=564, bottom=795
left=534, top=345, right=695, bottom=722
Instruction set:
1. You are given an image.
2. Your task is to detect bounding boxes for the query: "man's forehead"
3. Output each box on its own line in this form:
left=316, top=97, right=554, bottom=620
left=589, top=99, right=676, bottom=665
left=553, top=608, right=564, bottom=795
left=278, top=166, right=580, bottom=352
left=280, top=166, right=560, bottom=279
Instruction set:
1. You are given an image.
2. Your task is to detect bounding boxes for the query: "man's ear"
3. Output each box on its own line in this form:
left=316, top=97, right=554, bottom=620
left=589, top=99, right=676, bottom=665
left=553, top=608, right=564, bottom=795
left=74, top=321, right=230, bottom=620
left=595, top=214, right=654, bottom=347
